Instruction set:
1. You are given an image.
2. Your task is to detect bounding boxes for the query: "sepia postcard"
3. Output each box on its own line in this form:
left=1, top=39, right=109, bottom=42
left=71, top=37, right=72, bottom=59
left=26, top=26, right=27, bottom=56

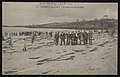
left=2, top=2, right=118, bottom=75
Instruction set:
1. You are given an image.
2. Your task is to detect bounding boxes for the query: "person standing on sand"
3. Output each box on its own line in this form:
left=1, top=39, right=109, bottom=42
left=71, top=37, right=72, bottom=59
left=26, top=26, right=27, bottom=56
left=7, top=37, right=12, bottom=49
left=74, top=31, right=78, bottom=45
left=82, top=30, right=88, bottom=45
left=54, top=32, right=59, bottom=45
left=46, top=31, right=48, bottom=36
left=66, top=32, right=71, bottom=45
left=49, top=31, right=53, bottom=38
left=77, top=31, right=82, bottom=45
left=22, top=38, right=27, bottom=52
left=31, top=32, right=36, bottom=44
left=71, top=31, right=74, bottom=45
left=88, top=30, right=93, bottom=45
left=5, top=32, right=8, bottom=36
left=60, top=32, right=65, bottom=45
left=82, top=30, right=85, bottom=45
left=85, top=31, right=88, bottom=45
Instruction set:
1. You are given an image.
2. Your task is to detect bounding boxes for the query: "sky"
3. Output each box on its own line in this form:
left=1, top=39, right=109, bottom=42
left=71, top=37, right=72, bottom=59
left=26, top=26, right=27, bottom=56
left=2, top=2, right=118, bottom=26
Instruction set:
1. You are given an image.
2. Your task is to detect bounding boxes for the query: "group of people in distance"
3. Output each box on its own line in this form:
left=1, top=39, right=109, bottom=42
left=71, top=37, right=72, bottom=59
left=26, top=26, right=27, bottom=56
left=3, top=31, right=53, bottom=37
left=54, top=30, right=93, bottom=46
left=2, top=28, right=116, bottom=52
left=2, top=31, right=53, bottom=52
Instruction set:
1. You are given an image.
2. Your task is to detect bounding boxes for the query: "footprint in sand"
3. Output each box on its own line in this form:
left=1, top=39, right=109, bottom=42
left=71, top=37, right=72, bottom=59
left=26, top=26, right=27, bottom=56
left=52, top=71, right=59, bottom=74
left=89, top=47, right=98, bottom=52
left=5, top=70, right=17, bottom=75
left=42, top=70, right=52, bottom=74
left=73, top=50, right=84, bottom=53
left=29, top=57, right=40, bottom=59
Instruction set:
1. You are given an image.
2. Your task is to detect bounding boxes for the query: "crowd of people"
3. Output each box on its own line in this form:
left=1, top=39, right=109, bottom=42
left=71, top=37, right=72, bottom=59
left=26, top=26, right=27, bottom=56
left=54, top=30, right=93, bottom=46
left=2, top=29, right=116, bottom=52
left=2, top=31, right=53, bottom=52
left=3, top=31, right=53, bottom=37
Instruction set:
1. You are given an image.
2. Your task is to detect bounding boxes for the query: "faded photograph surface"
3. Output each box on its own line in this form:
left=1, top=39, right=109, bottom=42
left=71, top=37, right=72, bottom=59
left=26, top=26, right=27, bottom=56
left=2, top=2, right=118, bottom=75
